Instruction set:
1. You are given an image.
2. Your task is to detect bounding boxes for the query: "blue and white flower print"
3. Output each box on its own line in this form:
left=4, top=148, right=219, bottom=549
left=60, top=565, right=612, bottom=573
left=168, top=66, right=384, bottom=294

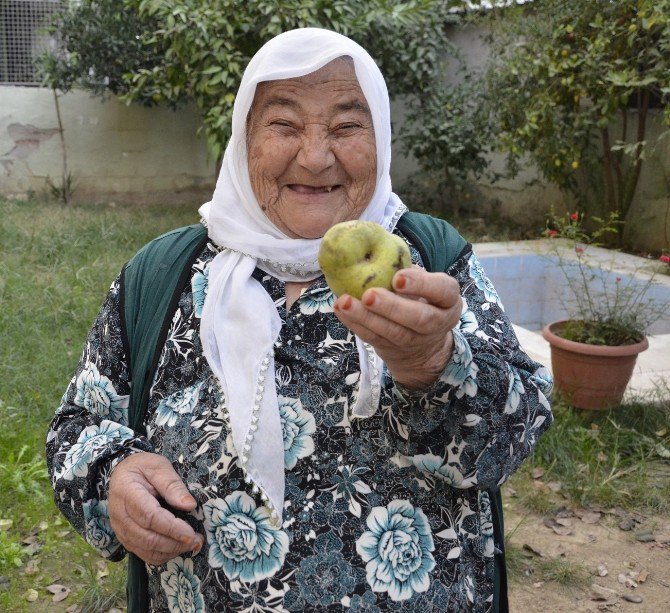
left=74, top=362, right=129, bottom=422
left=59, top=421, right=134, bottom=481
left=477, top=492, right=495, bottom=558
left=468, top=254, right=503, bottom=308
left=504, top=367, right=526, bottom=414
left=295, top=551, right=358, bottom=606
left=348, top=590, right=380, bottom=612
left=191, top=266, right=209, bottom=318
left=279, top=396, right=316, bottom=469
left=299, top=288, right=335, bottom=315
left=82, top=500, right=117, bottom=557
left=155, top=381, right=203, bottom=427
left=531, top=365, right=554, bottom=396
left=410, top=453, right=472, bottom=489
left=356, top=499, right=436, bottom=601
left=160, top=557, right=205, bottom=613
left=459, top=298, right=479, bottom=335
left=203, top=492, right=288, bottom=582
left=444, top=329, right=479, bottom=398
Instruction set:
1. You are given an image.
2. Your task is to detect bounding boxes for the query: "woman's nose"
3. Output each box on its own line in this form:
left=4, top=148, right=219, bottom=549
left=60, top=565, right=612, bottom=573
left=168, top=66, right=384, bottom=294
left=296, top=127, right=336, bottom=173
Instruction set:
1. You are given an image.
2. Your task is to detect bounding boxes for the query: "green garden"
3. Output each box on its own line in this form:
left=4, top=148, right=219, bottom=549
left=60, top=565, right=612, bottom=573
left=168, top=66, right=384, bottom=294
left=2, top=0, right=670, bottom=610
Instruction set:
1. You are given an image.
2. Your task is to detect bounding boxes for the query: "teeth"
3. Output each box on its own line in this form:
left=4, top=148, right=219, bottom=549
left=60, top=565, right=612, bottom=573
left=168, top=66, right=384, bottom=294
left=324, top=186, right=332, bottom=193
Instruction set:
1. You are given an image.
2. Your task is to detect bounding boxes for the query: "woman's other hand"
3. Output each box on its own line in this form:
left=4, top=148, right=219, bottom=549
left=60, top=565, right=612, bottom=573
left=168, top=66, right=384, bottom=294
left=108, top=452, right=204, bottom=565
left=333, top=266, right=462, bottom=391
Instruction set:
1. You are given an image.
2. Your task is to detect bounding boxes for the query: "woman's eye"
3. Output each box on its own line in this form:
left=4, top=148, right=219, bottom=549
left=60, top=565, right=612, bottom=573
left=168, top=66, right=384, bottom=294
left=270, top=120, right=294, bottom=128
left=334, top=123, right=360, bottom=133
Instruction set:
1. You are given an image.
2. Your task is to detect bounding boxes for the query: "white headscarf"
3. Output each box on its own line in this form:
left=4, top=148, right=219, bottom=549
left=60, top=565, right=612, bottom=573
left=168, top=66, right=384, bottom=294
left=199, top=28, right=406, bottom=524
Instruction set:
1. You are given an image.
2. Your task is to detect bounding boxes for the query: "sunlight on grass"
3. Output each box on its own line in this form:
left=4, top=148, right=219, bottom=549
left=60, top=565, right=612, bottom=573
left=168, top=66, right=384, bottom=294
left=507, top=395, right=670, bottom=515
left=1, top=196, right=668, bottom=608
left=505, top=540, right=590, bottom=587
left=0, top=197, right=197, bottom=609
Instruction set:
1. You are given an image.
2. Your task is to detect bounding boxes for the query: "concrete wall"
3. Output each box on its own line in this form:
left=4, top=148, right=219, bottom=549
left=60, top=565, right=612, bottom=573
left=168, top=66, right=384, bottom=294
left=0, top=87, right=216, bottom=204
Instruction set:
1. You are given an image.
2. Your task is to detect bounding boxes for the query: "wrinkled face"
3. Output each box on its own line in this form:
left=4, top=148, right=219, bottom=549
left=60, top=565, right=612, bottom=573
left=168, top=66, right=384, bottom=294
left=246, top=58, right=377, bottom=239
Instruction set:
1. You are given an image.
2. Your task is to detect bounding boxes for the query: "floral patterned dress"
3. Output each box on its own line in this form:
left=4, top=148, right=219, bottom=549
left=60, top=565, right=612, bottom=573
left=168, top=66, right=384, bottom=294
left=47, top=230, right=553, bottom=612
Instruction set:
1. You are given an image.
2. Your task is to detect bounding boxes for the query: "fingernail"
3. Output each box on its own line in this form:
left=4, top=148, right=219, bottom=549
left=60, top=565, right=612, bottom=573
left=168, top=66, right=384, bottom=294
left=192, top=538, right=203, bottom=555
left=181, top=536, right=192, bottom=545
left=395, top=275, right=408, bottom=290
left=181, top=495, right=196, bottom=506
left=340, top=296, right=352, bottom=311
left=362, top=291, right=377, bottom=307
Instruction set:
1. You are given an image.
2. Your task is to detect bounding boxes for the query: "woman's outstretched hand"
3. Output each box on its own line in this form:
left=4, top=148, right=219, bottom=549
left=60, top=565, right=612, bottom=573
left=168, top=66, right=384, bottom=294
left=108, top=452, right=204, bottom=565
left=333, top=266, right=462, bottom=391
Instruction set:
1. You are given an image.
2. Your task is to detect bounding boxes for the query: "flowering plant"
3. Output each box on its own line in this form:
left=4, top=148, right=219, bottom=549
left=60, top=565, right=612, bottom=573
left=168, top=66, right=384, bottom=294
left=543, top=210, right=665, bottom=345
left=660, top=253, right=670, bottom=274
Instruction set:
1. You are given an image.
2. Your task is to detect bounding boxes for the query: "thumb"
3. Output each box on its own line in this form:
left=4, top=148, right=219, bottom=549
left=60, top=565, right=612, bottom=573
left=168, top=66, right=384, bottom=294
left=146, top=457, right=197, bottom=512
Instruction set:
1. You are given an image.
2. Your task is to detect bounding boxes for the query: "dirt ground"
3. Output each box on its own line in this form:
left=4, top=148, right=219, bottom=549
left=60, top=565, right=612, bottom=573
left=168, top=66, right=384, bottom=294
left=505, top=498, right=670, bottom=612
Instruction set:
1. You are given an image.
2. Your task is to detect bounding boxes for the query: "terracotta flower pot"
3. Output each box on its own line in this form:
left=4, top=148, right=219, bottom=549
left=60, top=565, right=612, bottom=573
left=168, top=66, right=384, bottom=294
left=542, top=320, right=649, bottom=410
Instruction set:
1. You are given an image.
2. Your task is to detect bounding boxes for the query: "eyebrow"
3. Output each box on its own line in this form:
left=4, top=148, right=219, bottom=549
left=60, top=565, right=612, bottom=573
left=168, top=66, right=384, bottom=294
left=333, top=100, right=371, bottom=116
left=260, top=96, right=371, bottom=116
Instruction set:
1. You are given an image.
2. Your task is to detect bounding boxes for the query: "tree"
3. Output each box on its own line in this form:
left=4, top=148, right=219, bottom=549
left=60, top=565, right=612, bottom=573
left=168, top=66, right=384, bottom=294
left=482, top=0, right=670, bottom=243
left=41, top=0, right=469, bottom=163
left=399, top=68, right=494, bottom=221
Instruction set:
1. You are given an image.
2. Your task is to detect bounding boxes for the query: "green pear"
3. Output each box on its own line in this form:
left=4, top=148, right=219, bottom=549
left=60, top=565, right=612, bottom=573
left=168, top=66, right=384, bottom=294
left=318, top=220, right=411, bottom=299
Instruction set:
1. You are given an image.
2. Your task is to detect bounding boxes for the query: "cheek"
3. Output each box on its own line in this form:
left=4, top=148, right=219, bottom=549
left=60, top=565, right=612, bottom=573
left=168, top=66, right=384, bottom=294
left=340, top=140, right=377, bottom=191
left=248, top=137, right=294, bottom=198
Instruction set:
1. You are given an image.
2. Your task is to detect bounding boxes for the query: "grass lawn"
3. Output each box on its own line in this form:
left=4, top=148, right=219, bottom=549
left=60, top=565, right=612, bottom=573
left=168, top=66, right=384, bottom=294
left=0, top=198, right=197, bottom=611
left=0, top=197, right=668, bottom=610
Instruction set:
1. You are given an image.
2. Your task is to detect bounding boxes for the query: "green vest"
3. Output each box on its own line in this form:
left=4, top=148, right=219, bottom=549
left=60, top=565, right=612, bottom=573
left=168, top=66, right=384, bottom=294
left=119, top=212, right=507, bottom=612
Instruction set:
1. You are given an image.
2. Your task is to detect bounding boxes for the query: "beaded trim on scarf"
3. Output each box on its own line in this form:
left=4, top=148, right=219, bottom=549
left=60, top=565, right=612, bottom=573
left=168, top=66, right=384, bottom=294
left=218, top=351, right=282, bottom=528
left=199, top=218, right=318, bottom=277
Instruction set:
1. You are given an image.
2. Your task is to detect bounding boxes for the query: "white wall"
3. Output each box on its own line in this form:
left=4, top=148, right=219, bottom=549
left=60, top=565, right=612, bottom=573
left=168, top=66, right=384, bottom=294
left=0, top=87, right=215, bottom=204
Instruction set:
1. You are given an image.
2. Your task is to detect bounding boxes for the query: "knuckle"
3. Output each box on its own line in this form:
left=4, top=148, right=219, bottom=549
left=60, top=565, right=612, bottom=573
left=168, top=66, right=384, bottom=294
left=386, top=323, right=412, bottom=346
left=144, top=532, right=162, bottom=554
left=147, top=551, right=168, bottom=566
left=164, top=478, right=186, bottom=497
left=143, top=507, right=160, bottom=531
left=145, top=531, right=162, bottom=552
left=415, top=307, right=435, bottom=333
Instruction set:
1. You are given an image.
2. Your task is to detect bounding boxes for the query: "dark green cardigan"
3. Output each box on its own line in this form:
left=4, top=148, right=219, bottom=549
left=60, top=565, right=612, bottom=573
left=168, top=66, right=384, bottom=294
left=119, top=212, right=508, bottom=612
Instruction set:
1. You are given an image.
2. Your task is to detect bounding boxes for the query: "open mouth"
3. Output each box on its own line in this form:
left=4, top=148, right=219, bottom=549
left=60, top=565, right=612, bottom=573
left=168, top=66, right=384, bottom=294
left=288, top=184, right=341, bottom=194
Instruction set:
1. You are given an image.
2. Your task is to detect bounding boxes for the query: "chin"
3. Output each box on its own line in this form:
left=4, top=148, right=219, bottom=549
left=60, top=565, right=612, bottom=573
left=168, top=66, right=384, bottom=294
left=281, top=215, right=355, bottom=240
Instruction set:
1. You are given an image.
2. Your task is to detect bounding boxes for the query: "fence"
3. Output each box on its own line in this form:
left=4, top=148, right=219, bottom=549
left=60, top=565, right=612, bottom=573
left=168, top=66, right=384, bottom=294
left=0, top=0, right=62, bottom=85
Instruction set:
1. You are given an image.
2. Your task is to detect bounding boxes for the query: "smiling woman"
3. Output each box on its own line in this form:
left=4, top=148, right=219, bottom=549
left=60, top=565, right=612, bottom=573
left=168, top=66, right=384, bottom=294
left=247, top=58, right=377, bottom=239
left=46, top=27, right=553, bottom=613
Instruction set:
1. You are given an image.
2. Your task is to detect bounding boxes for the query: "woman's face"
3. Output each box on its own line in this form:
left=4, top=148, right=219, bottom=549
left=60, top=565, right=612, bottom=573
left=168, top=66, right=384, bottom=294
left=247, top=59, right=377, bottom=239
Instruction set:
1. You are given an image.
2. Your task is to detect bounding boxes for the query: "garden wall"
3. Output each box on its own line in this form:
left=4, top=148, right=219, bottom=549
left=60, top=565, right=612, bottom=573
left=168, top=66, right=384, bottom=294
left=1, top=25, right=669, bottom=252
left=444, top=24, right=670, bottom=252
left=0, top=86, right=216, bottom=204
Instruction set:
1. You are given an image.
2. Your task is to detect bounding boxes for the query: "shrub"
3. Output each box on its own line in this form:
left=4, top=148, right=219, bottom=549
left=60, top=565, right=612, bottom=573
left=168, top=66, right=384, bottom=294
left=482, top=0, right=670, bottom=242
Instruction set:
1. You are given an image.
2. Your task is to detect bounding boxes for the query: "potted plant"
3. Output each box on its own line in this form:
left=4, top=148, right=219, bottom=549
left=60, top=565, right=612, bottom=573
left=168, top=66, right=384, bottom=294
left=541, top=211, right=665, bottom=410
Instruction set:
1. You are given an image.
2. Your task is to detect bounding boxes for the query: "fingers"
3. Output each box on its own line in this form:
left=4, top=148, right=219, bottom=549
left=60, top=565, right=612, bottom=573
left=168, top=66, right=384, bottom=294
left=359, top=288, right=451, bottom=336
left=131, top=544, right=203, bottom=567
left=124, top=483, right=200, bottom=545
left=335, top=294, right=417, bottom=347
left=143, top=455, right=197, bottom=512
left=333, top=271, right=462, bottom=344
left=393, top=268, right=461, bottom=311
left=108, top=453, right=203, bottom=564
left=112, top=488, right=204, bottom=559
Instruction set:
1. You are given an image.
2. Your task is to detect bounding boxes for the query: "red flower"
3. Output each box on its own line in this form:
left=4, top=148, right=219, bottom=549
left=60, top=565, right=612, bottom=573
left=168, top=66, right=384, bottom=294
left=570, top=212, right=579, bottom=221
left=546, top=229, right=558, bottom=237
left=661, top=254, right=670, bottom=264
left=615, top=277, right=621, bottom=283
left=575, top=246, right=584, bottom=254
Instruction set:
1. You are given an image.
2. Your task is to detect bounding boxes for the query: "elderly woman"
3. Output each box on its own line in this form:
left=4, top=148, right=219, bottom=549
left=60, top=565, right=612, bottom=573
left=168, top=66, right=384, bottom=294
left=47, top=28, right=553, bottom=612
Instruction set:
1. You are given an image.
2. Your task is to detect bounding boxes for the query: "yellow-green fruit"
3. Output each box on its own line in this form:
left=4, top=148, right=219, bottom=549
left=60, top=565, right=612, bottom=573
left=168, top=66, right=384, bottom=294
left=318, top=220, right=412, bottom=299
